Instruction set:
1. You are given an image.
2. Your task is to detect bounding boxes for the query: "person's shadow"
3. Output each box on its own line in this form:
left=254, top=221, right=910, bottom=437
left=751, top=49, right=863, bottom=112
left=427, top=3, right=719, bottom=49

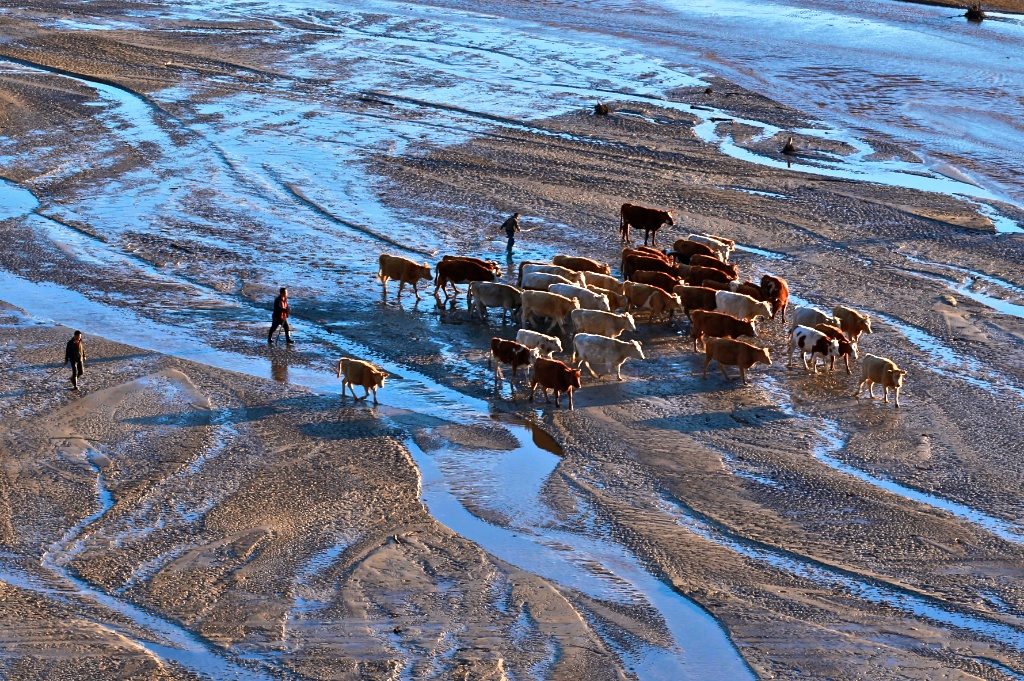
left=270, top=348, right=290, bottom=383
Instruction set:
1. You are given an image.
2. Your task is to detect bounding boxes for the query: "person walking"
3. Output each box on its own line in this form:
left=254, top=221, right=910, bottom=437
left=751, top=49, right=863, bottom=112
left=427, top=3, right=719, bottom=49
left=500, top=212, right=521, bottom=253
left=268, top=287, right=293, bottom=345
left=64, top=330, right=86, bottom=391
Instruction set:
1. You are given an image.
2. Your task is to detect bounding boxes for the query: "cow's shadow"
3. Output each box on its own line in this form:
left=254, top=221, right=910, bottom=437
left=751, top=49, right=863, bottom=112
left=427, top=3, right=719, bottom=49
left=641, top=406, right=793, bottom=434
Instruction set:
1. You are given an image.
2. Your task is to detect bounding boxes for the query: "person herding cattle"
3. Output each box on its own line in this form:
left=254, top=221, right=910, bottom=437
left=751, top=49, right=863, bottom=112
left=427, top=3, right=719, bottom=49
left=64, top=330, right=86, bottom=391
left=268, top=287, right=293, bottom=344
left=500, top=212, right=521, bottom=252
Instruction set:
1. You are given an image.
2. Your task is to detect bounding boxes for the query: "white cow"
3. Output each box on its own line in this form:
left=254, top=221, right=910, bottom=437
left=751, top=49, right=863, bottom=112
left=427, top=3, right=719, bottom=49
left=582, top=271, right=624, bottom=294
left=548, top=283, right=610, bottom=312
left=570, top=309, right=636, bottom=338
left=520, top=263, right=586, bottom=286
left=515, top=329, right=563, bottom=358
left=714, top=290, right=772, bottom=324
left=790, top=305, right=839, bottom=332
left=572, top=333, right=645, bottom=381
left=687, top=233, right=734, bottom=261
left=522, top=272, right=575, bottom=291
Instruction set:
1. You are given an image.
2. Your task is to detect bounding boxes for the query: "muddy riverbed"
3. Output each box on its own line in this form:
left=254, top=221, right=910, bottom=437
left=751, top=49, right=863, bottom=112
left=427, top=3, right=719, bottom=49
left=1, top=0, right=1023, bottom=679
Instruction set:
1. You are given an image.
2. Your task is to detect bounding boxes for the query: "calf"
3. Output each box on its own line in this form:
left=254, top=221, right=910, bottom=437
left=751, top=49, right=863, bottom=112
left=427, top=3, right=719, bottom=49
left=582, top=271, right=624, bottom=294
left=813, top=323, right=858, bottom=374
left=620, top=203, right=674, bottom=245
left=833, top=305, right=873, bottom=341
left=854, top=354, right=907, bottom=408
left=623, top=281, right=681, bottom=323
left=730, top=280, right=766, bottom=301
left=671, top=239, right=716, bottom=263
left=522, top=271, right=575, bottom=291
left=520, top=290, right=580, bottom=334
left=761, top=275, right=789, bottom=321
left=572, top=333, right=645, bottom=380
left=690, top=254, right=739, bottom=279
left=621, top=247, right=671, bottom=273
left=703, top=337, right=772, bottom=384
left=434, top=258, right=496, bottom=300
left=715, top=290, right=772, bottom=324
left=702, top=279, right=733, bottom=291
left=552, top=255, right=611, bottom=275
left=687, top=234, right=734, bottom=261
left=570, top=309, right=636, bottom=338
left=788, top=325, right=840, bottom=373
left=589, top=285, right=628, bottom=312
left=790, top=305, right=839, bottom=332
left=622, top=254, right=684, bottom=280
left=516, top=329, right=562, bottom=357
left=630, top=269, right=681, bottom=293
left=378, top=254, right=432, bottom=300
left=441, top=255, right=502, bottom=275
left=549, top=283, right=610, bottom=311
left=685, top=265, right=733, bottom=286
left=471, top=281, right=522, bottom=323
left=689, top=309, right=756, bottom=352
left=674, top=285, right=717, bottom=319
left=489, top=337, right=533, bottom=380
left=529, top=357, right=582, bottom=409
left=336, top=357, right=387, bottom=404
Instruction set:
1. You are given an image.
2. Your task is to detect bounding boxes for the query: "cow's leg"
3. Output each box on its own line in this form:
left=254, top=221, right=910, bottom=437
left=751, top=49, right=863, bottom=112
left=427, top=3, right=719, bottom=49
left=740, top=365, right=749, bottom=384
left=867, top=381, right=877, bottom=399
left=381, top=278, right=389, bottom=298
left=829, top=355, right=836, bottom=372
left=702, top=354, right=712, bottom=378
left=361, top=386, right=371, bottom=401
left=853, top=380, right=863, bottom=398
left=787, top=343, right=795, bottom=368
left=567, top=387, right=574, bottom=410
left=396, top=280, right=405, bottom=299
left=528, top=381, right=536, bottom=403
left=371, top=387, right=379, bottom=405
left=882, top=386, right=890, bottom=403
left=845, top=355, right=852, bottom=375
left=413, top=281, right=422, bottom=300
left=583, top=360, right=599, bottom=379
left=894, top=386, right=901, bottom=408
left=349, top=383, right=360, bottom=401
left=616, top=362, right=625, bottom=381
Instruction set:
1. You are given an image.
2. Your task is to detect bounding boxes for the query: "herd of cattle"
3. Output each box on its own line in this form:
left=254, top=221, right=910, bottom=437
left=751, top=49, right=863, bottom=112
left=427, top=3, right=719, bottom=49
left=358, top=206, right=908, bottom=410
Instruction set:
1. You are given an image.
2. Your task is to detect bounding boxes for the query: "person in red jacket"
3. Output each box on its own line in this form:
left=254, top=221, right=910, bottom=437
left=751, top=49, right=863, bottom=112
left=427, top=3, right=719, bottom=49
left=64, top=330, right=86, bottom=390
left=268, top=287, right=293, bottom=344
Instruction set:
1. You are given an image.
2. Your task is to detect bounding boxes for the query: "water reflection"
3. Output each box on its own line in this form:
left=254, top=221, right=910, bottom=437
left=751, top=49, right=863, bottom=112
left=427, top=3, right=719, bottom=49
left=270, top=348, right=290, bottom=383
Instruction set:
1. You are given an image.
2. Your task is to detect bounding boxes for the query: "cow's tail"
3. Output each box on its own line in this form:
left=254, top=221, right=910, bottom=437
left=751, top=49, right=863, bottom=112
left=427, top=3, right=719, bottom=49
left=336, top=358, right=346, bottom=379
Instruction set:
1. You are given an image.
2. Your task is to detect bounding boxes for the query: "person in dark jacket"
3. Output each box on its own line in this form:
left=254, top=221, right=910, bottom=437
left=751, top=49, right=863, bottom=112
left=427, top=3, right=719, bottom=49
left=268, top=287, right=293, bottom=344
left=64, top=330, right=86, bottom=390
left=500, top=212, right=521, bottom=252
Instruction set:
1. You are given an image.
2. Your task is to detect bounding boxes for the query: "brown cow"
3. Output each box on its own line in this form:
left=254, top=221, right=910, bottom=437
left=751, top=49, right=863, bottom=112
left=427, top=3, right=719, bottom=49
left=441, top=255, right=502, bottom=275
left=336, top=357, right=387, bottom=404
left=529, top=357, right=582, bottom=409
left=813, top=323, right=859, bottom=374
left=685, top=265, right=733, bottom=285
left=689, top=309, right=756, bottom=351
left=434, top=258, right=496, bottom=299
left=854, top=354, right=907, bottom=408
left=674, top=285, right=718, bottom=319
left=622, top=254, right=683, bottom=280
left=703, top=337, right=772, bottom=384
left=671, top=239, right=716, bottom=263
left=630, top=269, right=681, bottom=293
left=620, top=203, right=674, bottom=245
left=621, top=247, right=671, bottom=272
left=690, top=254, right=739, bottom=279
left=489, top=337, right=533, bottom=381
left=701, top=279, right=733, bottom=291
left=833, top=305, right=873, bottom=341
left=762, top=275, right=790, bottom=321
left=378, top=254, right=432, bottom=300
left=552, top=255, right=611, bottom=275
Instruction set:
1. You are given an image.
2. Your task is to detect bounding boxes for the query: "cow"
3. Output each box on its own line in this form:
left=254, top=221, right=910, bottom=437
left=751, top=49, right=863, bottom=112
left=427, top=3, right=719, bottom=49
left=470, top=281, right=522, bottom=323
left=434, top=258, right=496, bottom=300
left=589, top=285, right=628, bottom=312
left=516, top=329, right=563, bottom=357
left=671, top=239, right=716, bottom=263
left=336, top=357, right=387, bottom=404
left=518, top=262, right=586, bottom=287
left=624, top=281, right=681, bottom=323
left=377, top=254, right=432, bottom=300
left=813, top=323, right=858, bottom=375
left=630, top=269, right=682, bottom=293
left=685, top=265, right=733, bottom=286
left=689, top=309, right=756, bottom=352
left=622, top=254, right=684, bottom=280
left=620, top=203, right=674, bottom=245
left=570, top=309, right=636, bottom=338
left=854, top=354, right=907, bottom=408
left=552, top=255, right=611, bottom=275
left=761, top=275, right=789, bottom=321
left=729, top=280, right=766, bottom=301
left=621, top=247, right=672, bottom=273
left=582, top=271, right=624, bottom=294
left=687, top=234, right=734, bottom=261
left=441, top=255, right=502, bottom=275
left=572, top=333, right=645, bottom=380
left=520, top=290, right=580, bottom=334
left=790, top=306, right=839, bottom=332
left=632, top=245, right=671, bottom=260
left=522, top=271, right=575, bottom=291
left=788, top=325, right=841, bottom=373
left=833, top=305, right=873, bottom=341
left=548, top=283, right=609, bottom=311
left=703, top=337, right=772, bottom=384
left=529, top=357, right=582, bottom=409
left=714, top=290, right=772, bottom=324
left=674, top=285, right=718, bottom=320
left=690, top=254, right=739, bottom=279
left=701, top=279, right=734, bottom=291
left=489, top=337, right=533, bottom=380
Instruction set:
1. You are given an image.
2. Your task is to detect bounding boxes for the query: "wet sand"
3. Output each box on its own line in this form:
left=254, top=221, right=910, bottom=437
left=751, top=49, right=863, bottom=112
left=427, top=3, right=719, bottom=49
left=1, top=1, right=1024, bottom=679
